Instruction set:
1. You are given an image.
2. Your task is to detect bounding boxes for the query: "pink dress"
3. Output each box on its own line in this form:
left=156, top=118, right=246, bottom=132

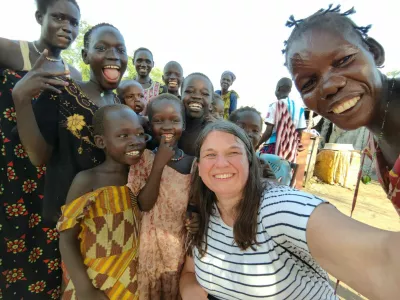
left=127, top=150, right=192, bottom=300
left=141, top=81, right=165, bottom=115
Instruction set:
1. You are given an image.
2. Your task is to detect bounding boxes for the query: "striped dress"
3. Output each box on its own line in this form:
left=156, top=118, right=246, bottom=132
left=194, top=186, right=338, bottom=300
left=57, top=186, right=141, bottom=300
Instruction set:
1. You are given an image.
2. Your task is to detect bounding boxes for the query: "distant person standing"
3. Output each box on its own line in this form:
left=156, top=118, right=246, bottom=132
left=257, top=77, right=306, bottom=162
left=162, top=61, right=184, bottom=98
left=215, top=70, right=239, bottom=119
left=133, top=47, right=165, bottom=114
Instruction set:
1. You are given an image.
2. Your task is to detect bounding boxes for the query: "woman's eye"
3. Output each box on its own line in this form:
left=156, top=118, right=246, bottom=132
left=119, top=134, right=128, bottom=138
left=96, top=46, right=106, bottom=51
left=118, top=48, right=126, bottom=54
left=334, top=54, right=355, bottom=68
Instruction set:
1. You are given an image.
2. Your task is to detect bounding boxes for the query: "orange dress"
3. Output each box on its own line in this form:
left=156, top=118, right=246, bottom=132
left=127, top=150, right=192, bottom=300
left=57, top=186, right=141, bottom=300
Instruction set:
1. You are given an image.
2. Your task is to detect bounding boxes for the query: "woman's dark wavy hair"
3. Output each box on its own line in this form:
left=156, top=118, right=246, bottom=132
left=190, top=121, right=266, bottom=256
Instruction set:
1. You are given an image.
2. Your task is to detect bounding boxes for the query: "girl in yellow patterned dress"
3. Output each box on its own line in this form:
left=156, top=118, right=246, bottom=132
left=128, top=94, right=197, bottom=300
left=58, top=105, right=147, bottom=300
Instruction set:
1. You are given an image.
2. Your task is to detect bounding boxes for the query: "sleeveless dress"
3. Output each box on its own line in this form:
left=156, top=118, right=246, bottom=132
left=127, top=149, right=193, bottom=300
left=57, top=186, right=141, bottom=300
left=0, top=41, right=63, bottom=299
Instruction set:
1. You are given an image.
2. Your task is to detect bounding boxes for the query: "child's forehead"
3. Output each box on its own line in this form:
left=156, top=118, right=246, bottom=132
left=124, top=84, right=144, bottom=93
left=185, top=76, right=212, bottom=89
left=152, top=99, right=181, bottom=112
left=237, top=111, right=262, bottom=124
left=165, top=63, right=182, bottom=73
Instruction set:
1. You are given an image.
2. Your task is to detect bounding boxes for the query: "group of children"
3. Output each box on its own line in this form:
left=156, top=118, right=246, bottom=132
left=54, top=54, right=270, bottom=298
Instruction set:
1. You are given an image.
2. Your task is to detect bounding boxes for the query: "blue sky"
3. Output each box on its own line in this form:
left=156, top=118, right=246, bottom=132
left=2, top=0, right=399, bottom=116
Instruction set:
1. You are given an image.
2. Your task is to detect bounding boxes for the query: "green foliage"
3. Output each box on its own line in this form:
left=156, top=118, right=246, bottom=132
left=62, top=20, right=91, bottom=80
left=62, top=20, right=164, bottom=83
left=387, top=70, right=400, bottom=78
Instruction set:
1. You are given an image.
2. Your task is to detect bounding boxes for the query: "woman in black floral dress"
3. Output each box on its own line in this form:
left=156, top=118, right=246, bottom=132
left=12, top=23, right=128, bottom=297
left=0, top=0, right=81, bottom=298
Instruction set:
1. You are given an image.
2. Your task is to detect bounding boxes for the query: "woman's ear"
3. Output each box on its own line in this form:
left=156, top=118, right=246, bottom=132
left=94, top=135, right=105, bottom=149
left=365, top=37, right=385, bottom=67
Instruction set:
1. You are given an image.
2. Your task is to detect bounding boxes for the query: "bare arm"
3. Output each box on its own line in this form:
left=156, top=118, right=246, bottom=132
left=59, top=172, right=107, bottom=299
left=256, top=123, right=274, bottom=149
left=138, top=136, right=174, bottom=211
left=13, top=99, right=53, bottom=165
left=0, top=38, right=23, bottom=70
left=180, top=255, right=208, bottom=300
left=307, top=204, right=400, bottom=299
left=12, top=51, right=68, bottom=165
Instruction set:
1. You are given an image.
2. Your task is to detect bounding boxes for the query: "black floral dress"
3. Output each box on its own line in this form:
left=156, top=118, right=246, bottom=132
left=0, top=69, right=61, bottom=299
left=33, top=79, right=107, bottom=222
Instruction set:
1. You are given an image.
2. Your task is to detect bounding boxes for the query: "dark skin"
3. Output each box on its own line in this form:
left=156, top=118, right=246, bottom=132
left=220, top=73, right=233, bottom=95
left=288, top=26, right=400, bottom=168
left=141, top=100, right=198, bottom=231
left=232, top=111, right=276, bottom=179
left=211, top=99, right=224, bottom=120
left=118, top=82, right=145, bottom=114
left=134, top=50, right=154, bottom=89
left=256, top=78, right=304, bottom=150
left=162, top=61, right=184, bottom=96
left=0, top=0, right=81, bottom=79
left=179, top=76, right=213, bottom=156
left=59, top=107, right=146, bottom=300
left=12, top=26, right=128, bottom=166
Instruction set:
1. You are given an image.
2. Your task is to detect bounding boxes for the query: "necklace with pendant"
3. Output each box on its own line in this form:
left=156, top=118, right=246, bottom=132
left=361, top=78, right=395, bottom=184
left=153, top=147, right=185, bottom=161
left=32, top=42, right=62, bottom=62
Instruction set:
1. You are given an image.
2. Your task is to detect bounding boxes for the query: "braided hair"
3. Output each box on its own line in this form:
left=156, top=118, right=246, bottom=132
left=83, top=23, right=117, bottom=49
left=283, top=4, right=373, bottom=66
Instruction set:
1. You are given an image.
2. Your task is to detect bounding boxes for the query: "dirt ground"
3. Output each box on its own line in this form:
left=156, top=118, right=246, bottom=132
left=304, top=178, right=400, bottom=300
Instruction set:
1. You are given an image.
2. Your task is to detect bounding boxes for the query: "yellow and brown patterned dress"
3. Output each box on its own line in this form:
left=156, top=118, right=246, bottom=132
left=57, top=186, right=140, bottom=300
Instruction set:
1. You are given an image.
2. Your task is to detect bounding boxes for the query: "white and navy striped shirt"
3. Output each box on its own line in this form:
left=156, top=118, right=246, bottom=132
left=194, top=186, right=338, bottom=300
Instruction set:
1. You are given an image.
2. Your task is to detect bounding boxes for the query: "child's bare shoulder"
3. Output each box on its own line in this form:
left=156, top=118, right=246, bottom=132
left=65, top=169, right=96, bottom=205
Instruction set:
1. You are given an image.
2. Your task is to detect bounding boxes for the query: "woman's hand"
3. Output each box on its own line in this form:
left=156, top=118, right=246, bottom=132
left=12, top=49, right=69, bottom=106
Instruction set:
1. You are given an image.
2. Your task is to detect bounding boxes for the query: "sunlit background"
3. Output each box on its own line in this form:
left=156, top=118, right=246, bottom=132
left=2, top=0, right=399, bottom=117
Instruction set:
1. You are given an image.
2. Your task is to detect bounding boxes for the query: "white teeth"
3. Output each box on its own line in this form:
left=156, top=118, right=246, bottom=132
left=168, top=82, right=177, bottom=87
left=214, top=174, right=234, bottom=179
left=332, top=96, right=360, bottom=114
left=188, top=103, right=203, bottom=111
left=162, top=134, right=174, bottom=142
left=126, top=151, right=139, bottom=156
left=103, top=65, right=119, bottom=69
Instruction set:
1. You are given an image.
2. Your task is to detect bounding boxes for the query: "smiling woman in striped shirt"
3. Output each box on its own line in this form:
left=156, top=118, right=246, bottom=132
left=179, top=120, right=400, bottom=300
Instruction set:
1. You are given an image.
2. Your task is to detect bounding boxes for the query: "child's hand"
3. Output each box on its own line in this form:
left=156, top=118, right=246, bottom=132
left=154, top=136, right=175, bottom=168
left=259, top=158, right=276, bottom=179
left=186, top=212, right=200, bottom=234
left=77, top=287, right=109, bottom=300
